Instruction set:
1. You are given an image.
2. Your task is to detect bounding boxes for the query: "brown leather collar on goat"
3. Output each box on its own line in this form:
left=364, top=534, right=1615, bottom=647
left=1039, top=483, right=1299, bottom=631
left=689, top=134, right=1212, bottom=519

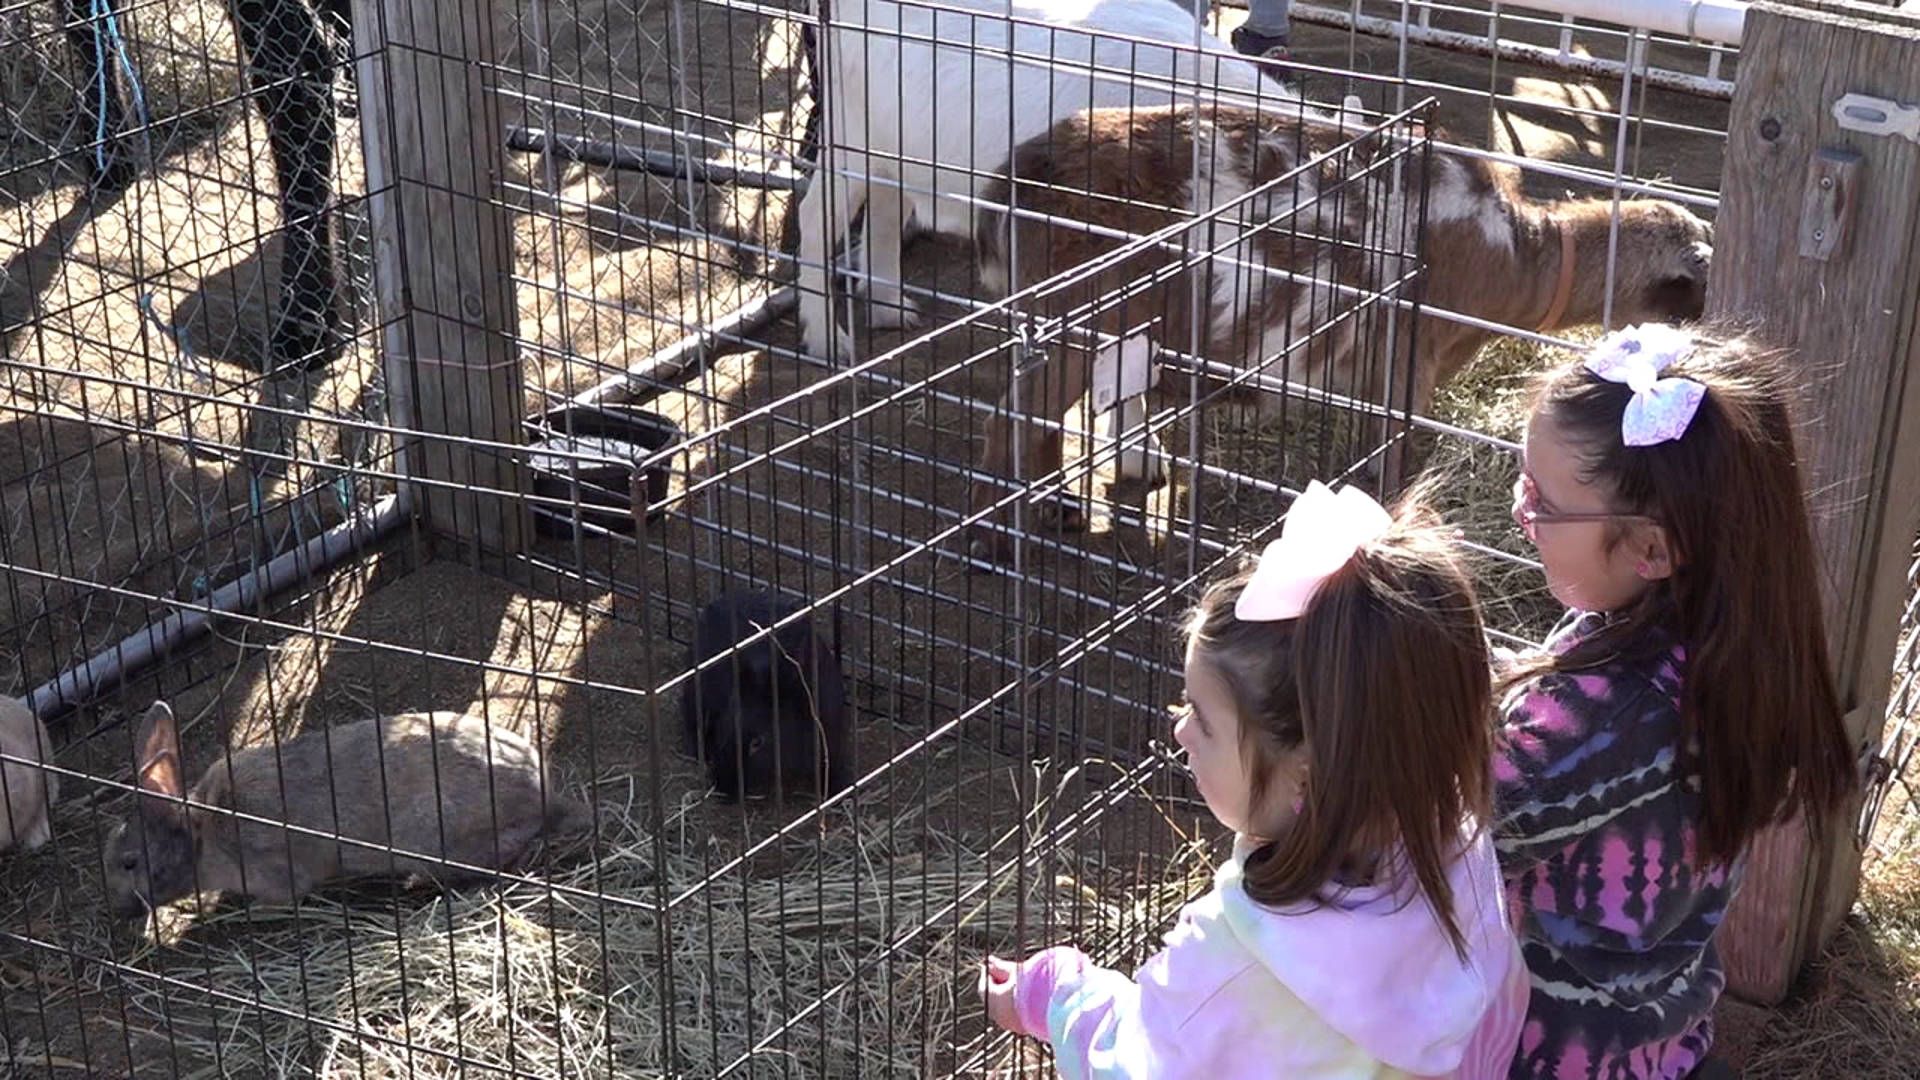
left=1537, top=218, right=1576, bottom=333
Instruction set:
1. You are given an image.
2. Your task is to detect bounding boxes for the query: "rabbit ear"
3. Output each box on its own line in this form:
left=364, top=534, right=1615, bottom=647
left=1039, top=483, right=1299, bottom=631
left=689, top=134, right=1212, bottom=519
left=134, top=702, right=184, bottom=800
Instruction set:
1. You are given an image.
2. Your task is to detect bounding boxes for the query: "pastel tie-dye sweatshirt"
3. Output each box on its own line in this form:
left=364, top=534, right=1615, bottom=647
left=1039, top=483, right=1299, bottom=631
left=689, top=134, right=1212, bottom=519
left=1004, top=827, right=1532, bottom=1079
left=1494, top=610, right=1740, bottom=1080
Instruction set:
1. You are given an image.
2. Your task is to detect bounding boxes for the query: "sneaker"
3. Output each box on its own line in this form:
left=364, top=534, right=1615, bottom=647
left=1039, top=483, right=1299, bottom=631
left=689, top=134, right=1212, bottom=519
left=1231, top=25, right=1291, bottom=64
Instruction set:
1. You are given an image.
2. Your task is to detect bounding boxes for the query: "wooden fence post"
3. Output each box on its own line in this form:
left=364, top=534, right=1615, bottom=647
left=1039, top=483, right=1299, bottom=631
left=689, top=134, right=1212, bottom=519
left=353, top=0, right=530, bottom=556
left=1706, top=0, right=1920, bottom=1005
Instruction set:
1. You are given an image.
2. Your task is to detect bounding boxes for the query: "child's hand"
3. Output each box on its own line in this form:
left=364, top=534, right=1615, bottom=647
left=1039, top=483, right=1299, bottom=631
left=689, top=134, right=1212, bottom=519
left=979, top=955, right=1024, bottom=1034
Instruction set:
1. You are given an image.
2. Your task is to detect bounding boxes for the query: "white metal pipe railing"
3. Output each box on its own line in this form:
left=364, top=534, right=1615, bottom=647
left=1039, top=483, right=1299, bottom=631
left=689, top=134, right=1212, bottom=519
left=1219, top=0, right=1748, bottom=44
left=1279, top=1, right=1743, bottom=99
left=1507, top=0, right=1746, bottom=44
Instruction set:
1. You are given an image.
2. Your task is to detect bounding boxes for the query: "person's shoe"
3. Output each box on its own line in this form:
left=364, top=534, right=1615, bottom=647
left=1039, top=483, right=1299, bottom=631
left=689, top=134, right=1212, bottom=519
left=1231, top=25, right=1291, bottom=64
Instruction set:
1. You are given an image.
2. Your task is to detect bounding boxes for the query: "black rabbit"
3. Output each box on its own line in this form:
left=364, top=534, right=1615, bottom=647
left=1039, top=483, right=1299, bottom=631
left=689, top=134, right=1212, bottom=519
left=681, top=588, right=852, bottom=801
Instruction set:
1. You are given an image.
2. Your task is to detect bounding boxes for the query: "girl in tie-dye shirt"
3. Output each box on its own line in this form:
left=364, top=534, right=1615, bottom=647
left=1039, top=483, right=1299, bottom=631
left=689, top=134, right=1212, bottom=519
left=1493, top=324, right=1858, bottom=1080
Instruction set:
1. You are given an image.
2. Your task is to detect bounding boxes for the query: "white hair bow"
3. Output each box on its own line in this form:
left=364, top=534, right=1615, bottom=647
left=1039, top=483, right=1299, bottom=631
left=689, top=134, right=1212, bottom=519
left=1235, top=480, right=1392, bottom=623
left=1583, top=323, right=1707, bottom=447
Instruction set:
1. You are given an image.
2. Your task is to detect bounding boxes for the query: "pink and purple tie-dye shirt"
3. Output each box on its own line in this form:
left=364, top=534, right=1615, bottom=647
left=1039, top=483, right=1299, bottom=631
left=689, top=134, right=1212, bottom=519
left=1494, top=610, right=1740, bottom=1080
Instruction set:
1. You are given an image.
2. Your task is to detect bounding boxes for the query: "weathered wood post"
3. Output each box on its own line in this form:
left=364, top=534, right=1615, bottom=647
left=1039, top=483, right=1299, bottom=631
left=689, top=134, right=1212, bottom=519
left=1706, top=0, right=1920, bottom=1004
left=353, top=0, right=531, bottom=556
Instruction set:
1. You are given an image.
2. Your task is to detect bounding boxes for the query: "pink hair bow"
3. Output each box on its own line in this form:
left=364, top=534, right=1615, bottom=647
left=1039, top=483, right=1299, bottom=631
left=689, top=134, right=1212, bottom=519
left=1235, top=480, right=1392, bottom=622
left=1583, top=323, right=1706, bottom=447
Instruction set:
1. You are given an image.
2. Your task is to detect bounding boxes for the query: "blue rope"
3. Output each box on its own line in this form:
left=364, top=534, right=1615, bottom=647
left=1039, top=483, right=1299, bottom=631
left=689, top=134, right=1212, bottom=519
left=89, top=0, right=152, bottom=175
left=88, top=4, right=107, bottom=176
left=137, top=290, right=210, bottom=389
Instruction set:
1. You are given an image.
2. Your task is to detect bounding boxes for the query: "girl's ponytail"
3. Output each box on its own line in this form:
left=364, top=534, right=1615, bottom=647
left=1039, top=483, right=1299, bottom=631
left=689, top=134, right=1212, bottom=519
left=1232, top=483, right=1494, bottom=960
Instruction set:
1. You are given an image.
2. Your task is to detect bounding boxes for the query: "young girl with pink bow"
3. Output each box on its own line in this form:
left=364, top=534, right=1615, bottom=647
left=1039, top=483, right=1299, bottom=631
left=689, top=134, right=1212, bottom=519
left=1495, top=323, right=1858, bottom=1079
left=979, top=480, right=1530, bottom=1078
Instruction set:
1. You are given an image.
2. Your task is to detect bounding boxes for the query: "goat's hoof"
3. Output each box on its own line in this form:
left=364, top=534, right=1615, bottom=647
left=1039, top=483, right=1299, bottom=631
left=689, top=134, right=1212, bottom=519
left=269, top=310, right=345, bottom=375
left=966, top=529, right=1009, bottom=569
left=797, top=310, right=857, bottom=368
left=1041, top=497, right=1088, bottom=532
left=797, top=328, right=844, bottom=368
left=825, top=333, right=856, bottom=368
left=85, top=149, right=138, bottom=194
left=20, top=817, right=51, bottom=852
left=865, top=294, right=922, bottom=331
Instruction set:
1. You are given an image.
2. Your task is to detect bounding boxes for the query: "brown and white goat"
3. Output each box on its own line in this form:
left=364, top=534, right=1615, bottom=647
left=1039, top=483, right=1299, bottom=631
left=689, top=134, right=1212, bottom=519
left=964, top=103, right=1713, bottom=559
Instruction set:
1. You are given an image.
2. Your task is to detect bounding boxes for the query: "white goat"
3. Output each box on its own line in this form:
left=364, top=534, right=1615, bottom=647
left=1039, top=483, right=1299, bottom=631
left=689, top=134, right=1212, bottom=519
left=796, top=0, right=1294, bottom=363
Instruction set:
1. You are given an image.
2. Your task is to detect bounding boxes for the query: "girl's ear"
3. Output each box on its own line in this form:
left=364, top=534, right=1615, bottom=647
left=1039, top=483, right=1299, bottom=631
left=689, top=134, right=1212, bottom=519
left=1280, top=745, right=1312, bottom=818
left=1634, top=524, right=1677, bottom=580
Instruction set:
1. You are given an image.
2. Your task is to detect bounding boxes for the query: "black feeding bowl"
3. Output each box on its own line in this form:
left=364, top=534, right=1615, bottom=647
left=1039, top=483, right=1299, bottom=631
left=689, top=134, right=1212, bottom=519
left=526, top=402, right=682, bottom=538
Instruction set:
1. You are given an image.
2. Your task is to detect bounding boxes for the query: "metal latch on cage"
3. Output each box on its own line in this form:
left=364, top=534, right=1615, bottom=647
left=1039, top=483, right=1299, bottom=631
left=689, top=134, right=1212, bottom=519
left=1799, top=147, right=1862, bottom=262
left=1831, top=92, right=1920, bottom=144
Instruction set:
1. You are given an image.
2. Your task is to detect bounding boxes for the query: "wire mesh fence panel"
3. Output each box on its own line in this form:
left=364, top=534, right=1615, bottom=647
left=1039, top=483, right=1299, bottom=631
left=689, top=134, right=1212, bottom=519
left=0, top=0, right=1439, bottom=1074
left=2, top=0, right=391, bottom=728
left=26, top=0, right=1915, bottom=1077
left=1864, top=538, right=1920, bottom=859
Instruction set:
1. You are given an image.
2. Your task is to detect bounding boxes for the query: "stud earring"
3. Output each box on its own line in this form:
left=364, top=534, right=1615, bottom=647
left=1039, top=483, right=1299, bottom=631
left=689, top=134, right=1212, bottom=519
left=1636, top=560, right=1650, bottom=576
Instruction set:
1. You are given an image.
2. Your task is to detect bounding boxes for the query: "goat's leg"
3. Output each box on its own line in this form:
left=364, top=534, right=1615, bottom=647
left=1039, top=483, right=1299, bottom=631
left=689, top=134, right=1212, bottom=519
left=794, top=152, right=865, bottom=365
left=967, top=346, right=1091, bottom=563
left=1109, top=394, right=1167, bottom=486
left=317, top=0, right=356, bottom=116
left=859, top=182, right=920, bottom=331
left=1378, top=339, right=1442, bottom=493
left=62, top=0, right=135, bottom=191
left=796, top=21, right=823, bottom=171
left=232, top=0, right=344, bottom=372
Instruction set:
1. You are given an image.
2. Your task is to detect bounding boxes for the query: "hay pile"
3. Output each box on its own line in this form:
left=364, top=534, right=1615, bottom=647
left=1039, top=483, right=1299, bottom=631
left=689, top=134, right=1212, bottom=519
left=100, top=762, right=1207, bottom=1078
left=1733, top=817, right=1920, bottom=1079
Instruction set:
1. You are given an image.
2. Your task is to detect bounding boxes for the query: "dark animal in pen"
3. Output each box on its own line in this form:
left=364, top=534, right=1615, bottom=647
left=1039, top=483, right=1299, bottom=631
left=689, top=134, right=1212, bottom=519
left=103, top=700, right=591, bottom=917
left=964, top=103, right=1713, bottom=560
left=66, top=0, right=356, bottom=373
left=681, top=588, right=852, bottom=802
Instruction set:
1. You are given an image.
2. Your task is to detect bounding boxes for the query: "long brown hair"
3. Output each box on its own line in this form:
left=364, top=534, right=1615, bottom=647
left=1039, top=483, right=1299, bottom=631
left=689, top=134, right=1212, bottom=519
left=1508, top=323, right=1857, bottom=866
left=1186, top=484, right=1493, bottom=960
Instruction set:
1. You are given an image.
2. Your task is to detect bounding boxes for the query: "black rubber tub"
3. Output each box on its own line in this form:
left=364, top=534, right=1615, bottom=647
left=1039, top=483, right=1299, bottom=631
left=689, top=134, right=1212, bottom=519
left=524, top=402, right=682, bottom=539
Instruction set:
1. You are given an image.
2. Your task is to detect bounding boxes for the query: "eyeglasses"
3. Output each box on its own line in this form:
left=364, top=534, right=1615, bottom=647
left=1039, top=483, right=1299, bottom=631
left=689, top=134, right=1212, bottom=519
left=1512, top=472, right=1659, bottom=541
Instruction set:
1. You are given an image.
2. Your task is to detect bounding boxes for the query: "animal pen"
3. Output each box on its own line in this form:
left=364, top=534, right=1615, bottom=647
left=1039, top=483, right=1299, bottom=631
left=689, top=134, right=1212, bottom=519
left=0, top=0, right=1915, bottom=1077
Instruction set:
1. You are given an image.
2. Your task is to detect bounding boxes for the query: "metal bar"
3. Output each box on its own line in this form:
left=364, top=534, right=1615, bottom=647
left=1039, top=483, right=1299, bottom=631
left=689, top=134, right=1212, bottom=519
left=1286, top=2, right=1739, bottom=98
left=23, top=493, right=411, bottom=722
left=1218, top=0, right=1747, bottom=43
left=560, top=286, right=800, bottom=409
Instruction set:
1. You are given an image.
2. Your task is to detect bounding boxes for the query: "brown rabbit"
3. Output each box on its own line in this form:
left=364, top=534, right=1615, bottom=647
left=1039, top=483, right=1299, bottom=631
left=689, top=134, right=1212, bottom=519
left=0, top=696, right=59, bottom=852
left=103, top=702, right=591, bottom=917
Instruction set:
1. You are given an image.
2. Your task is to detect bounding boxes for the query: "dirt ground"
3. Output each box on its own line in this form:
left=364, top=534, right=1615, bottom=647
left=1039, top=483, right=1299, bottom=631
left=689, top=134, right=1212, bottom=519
left=4, top=0, right=1901, bottom=1075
